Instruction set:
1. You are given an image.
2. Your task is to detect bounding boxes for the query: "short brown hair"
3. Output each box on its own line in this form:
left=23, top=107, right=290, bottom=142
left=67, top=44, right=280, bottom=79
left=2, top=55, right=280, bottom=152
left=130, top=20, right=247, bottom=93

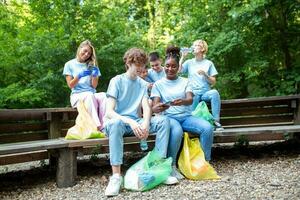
left=123, top=48, right=148, bottom=69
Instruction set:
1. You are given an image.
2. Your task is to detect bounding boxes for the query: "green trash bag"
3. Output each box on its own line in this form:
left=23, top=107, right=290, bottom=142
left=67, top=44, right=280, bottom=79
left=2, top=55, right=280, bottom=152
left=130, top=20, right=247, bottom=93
left=124, top=149, right=172, bottom=191
left=192, top=101, right=214, bottom=125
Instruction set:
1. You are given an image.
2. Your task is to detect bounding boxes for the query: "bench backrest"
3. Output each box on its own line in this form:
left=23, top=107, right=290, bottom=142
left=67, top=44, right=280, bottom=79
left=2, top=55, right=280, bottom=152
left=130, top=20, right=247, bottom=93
left=219, top=95, right=300, bottom=128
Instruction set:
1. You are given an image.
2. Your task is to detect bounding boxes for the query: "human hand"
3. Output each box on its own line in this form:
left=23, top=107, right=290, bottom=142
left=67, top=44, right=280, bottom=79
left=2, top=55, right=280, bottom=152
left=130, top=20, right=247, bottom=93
left=127, top=119, right=145, bottom=139
left=152, top=102, right=170, bottom=113
left=171, top=99, right=184, bottom=106
left=78, top=70, right=91, bottom=79
left=148, top=83, right=154, bottom=90
left=91, top=67, right=99, bottom=77
left=198, top=70, right=207, bottom=77
left=181, top=51, right=189, bottom=58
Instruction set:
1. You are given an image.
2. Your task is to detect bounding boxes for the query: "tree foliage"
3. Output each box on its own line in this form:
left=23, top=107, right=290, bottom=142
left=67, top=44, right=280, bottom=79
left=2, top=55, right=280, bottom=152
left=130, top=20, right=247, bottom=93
left=0, top=0, right=299, bottom=108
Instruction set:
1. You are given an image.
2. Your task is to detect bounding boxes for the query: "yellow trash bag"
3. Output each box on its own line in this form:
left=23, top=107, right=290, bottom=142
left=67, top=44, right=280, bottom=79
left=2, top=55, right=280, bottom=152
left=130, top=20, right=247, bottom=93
left=178, top=132, right=220, bottom=180
left=65, top=100, right=105, bottom=140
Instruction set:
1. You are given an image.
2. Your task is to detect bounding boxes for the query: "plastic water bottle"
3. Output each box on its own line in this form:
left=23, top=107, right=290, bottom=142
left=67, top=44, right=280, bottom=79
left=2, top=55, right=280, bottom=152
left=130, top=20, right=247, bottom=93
left=140, top=139, right=148, bottom=151
left=180, top=47, right=194, bottom=53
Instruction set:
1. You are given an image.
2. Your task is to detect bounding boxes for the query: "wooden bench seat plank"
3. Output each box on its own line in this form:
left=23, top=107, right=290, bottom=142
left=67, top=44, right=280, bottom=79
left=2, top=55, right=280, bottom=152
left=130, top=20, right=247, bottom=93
left=0, top=139, right=68, bottom=155
left=66, top=135, right=157, bottom=148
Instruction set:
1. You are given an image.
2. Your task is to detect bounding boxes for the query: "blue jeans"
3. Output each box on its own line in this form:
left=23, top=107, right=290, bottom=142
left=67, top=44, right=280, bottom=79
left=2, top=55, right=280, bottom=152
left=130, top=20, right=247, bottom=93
left=104, top=115, right=170, bottom=165
left=192, top=89, right=221, bottom=122
left=168, top=115, right=214, bottom=161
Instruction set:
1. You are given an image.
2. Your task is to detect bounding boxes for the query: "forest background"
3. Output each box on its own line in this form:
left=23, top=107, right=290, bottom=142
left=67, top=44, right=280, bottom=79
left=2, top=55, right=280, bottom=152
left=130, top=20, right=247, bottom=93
left=0, top=0, right=299, bottom=108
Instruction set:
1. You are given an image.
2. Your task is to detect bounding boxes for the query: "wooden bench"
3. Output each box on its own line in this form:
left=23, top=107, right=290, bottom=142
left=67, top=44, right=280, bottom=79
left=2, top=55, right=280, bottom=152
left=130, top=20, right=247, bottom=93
left=0, top=95, right=299, bottom=188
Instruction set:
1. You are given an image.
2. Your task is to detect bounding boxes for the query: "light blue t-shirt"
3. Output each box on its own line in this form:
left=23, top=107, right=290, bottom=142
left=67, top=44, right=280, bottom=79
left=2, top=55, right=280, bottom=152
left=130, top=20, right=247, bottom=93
left=106, top=73, right=148, bottom=120
left=151, top=77, right=193, bottom=118
left=147, top=68, right=166, bottom=82
left=182, top=58, right=218, bottom=95
left=63, top=58, right=101, bottom=94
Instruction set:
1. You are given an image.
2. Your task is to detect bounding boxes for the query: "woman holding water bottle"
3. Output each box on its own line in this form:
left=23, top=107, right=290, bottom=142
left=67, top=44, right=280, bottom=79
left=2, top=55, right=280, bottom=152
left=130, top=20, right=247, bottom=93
left=179, top=39, right=224, bottom=131
left=63, top=40, right=106, bottom=131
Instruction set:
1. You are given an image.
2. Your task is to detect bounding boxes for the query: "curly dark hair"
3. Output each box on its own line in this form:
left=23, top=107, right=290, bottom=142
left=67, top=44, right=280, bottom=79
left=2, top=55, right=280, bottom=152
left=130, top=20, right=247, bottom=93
left=165, top=45, right=180, bottom=65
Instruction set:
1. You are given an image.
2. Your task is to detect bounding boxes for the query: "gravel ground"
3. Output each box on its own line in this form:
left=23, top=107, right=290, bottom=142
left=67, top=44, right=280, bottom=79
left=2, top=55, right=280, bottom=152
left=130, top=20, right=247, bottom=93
left=0, top=141, right=300, bottom=200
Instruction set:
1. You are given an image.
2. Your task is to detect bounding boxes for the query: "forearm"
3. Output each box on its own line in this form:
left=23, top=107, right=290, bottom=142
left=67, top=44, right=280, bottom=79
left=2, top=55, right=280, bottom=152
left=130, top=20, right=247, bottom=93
left=179, top=56, right=185, bottom=73
left=66, top=76, right=79, bottom=89
left=91, top=77, right=98, bottom=88
left=182, top=97, right=193, bottom=105
left=142, top=106, right=151, bottom=126
left=206, top=75, right=216, bottom=85
left=106, top=110, right=133, bottom=124
left=141, top=97, right=151, bottom=126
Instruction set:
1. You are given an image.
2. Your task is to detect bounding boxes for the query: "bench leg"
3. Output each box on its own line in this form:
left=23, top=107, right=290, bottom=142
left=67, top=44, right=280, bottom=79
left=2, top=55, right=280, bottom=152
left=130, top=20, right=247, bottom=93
left=56, top=148, right=77, bottom=188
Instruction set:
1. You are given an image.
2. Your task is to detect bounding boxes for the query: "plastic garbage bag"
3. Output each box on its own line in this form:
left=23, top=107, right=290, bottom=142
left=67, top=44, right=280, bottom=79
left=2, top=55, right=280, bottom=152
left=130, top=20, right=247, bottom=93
left=124, top=149, right=172, bottom=191
left=192, top=101, right=214, bottom=125
left=65, top=100, right=105, bottom=140
left=178, top=133, right=220, bottom=180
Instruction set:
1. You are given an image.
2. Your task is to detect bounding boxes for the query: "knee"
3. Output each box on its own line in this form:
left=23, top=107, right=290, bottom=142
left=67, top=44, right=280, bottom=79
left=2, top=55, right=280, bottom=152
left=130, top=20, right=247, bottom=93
left=203, top=123, right=214, bottom=135
left=154, top=115, right=170, bottom=128
left=210, top=89, right=220, bottom=99
left=104, top=119, right=124, bottom=136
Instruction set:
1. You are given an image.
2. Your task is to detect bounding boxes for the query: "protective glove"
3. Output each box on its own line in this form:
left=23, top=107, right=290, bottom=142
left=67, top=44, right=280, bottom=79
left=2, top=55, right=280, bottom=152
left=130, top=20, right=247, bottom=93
left=77, top=70, right=91, bottom=79
left=91, top=67, right=99, bottom=77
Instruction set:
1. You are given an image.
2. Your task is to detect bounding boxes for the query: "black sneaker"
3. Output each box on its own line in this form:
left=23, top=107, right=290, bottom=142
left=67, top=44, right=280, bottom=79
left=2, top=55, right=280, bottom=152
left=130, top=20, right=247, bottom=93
left=214, top=121, right=224, bottom=131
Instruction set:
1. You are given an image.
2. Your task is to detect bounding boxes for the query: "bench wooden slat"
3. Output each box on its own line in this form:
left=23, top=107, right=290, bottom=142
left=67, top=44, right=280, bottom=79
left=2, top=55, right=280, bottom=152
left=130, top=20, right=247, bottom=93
left=0, top=122, right=48, bottom=133
left=66, top=135, right=157, bottom=148
left=221, top=95, right=300, bottom=104
left=214, top=125, right=300, bottom=136
left=0, top=131, right=48, bottom=144
left=221, top=106, right=293, bottom=116
left=0, top=139, right=68, bottom=155
left=214, top=133, right=285, bottom=143
left=0, top=112, right=46, bottom=122
left=0, top=151, right=48, bottom=165
left=221, top=115, right=294, bottom=126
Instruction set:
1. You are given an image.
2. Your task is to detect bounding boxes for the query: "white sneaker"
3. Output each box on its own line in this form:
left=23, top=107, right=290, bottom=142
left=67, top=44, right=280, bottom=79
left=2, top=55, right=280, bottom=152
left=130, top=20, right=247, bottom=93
left=171, top=166, right=184, bottom=180
left=214, top=121, right=224, bottom=131
left=163, top=175, right=179, bottom=185
left=105, top=174, right=123, bottom=197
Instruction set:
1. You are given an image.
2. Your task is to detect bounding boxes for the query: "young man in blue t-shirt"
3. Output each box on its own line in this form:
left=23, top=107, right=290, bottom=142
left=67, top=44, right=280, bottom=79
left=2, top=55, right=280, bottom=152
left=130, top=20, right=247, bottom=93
left=104, top=48, right=177, bottom=197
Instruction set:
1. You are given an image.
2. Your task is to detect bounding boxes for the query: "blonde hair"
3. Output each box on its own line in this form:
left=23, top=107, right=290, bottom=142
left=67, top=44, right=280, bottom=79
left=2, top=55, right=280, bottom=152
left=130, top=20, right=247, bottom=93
left=193, top=39, right=208, bottom=56
left=123, top=48, right=148, bottom=70
left=76, top=40, right=98, bottom=66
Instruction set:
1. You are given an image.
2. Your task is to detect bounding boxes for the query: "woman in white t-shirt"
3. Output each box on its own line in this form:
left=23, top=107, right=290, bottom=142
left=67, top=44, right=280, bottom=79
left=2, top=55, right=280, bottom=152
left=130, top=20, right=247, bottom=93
left=151, top=46, right=214, bottom=179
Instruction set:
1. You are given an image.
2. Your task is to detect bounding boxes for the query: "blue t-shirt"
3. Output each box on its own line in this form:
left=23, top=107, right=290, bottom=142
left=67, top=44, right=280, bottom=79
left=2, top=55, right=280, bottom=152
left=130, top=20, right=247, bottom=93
left=106, top=73, right=148, bottom=120
left=63, top=58, right=101, bottom=94
left=182, top=58, right=218, bottom=95
left=151, top=77, right=193, bottom=118
left=147, top=68, right=166, bottom=82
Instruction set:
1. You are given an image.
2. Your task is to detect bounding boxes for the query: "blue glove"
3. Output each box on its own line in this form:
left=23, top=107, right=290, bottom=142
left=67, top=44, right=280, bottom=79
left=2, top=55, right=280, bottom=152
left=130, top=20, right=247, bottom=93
left=77, top=70, right=91, bottom=79
left=91, top=67, right=99, bottom=77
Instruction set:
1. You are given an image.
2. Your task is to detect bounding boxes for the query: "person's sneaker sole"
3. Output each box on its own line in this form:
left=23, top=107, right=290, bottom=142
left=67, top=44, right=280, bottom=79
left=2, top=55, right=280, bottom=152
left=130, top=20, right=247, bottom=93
left=215, top=127, right=224, bottom=131
left=163, top=176, right=179, bottom=185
